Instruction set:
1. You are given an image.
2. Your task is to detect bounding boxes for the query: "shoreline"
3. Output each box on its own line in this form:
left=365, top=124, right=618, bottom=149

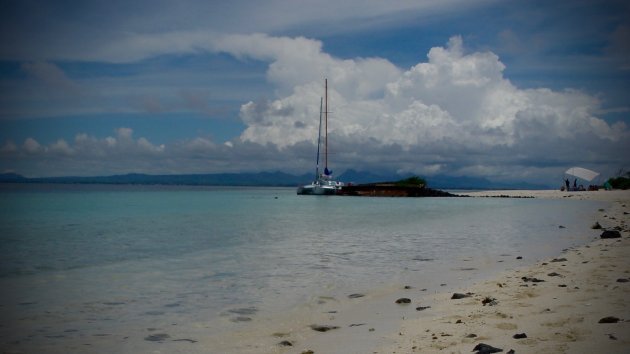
left=274, top=190, right=629, bottom=354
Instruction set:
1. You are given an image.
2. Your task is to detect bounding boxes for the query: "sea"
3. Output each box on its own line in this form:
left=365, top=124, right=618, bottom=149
left=0, top=184, right=604, bottom=353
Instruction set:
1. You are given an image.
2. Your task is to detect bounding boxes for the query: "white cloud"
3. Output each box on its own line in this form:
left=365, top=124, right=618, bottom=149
left=226, top=34, right=629, bottom=182
left=23, top=138, right=41, bottom=153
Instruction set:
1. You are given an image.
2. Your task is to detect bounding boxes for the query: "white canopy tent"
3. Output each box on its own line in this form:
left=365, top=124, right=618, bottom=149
left=565, top=167, right=599, bottom=182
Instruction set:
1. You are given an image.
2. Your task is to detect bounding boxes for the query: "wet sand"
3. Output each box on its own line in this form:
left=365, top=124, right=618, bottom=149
left=272, top=190, right=629, bottom=354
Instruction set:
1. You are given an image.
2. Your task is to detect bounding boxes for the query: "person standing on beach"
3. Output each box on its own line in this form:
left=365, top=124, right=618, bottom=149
left=565, top=178, right=570, bottom=191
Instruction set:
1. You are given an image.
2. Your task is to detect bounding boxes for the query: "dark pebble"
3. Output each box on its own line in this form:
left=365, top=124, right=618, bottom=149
left=231, top=316, right=252, bottom=322
left=348, top=293, right=365, bottom=299
left=608, top=334, right=618, bottom=340
left=551, top=258, right=567, bottom=262
left=591, top=222, right=602, bottom=229
left=416, top=306, right=431, bottom=311
left=598, top=316, right=620, bottom=324
left=466, top=333, right=478, bottom=338
left=616, top=278, right=629, bottom=283
left=521, top=276, right=545, bottom=283
left=507, top=350, right=515, bottom=354
left=451, top=293, right=472, bottom=299
left=558, top=225, right=566, bottom=229
left=472, top=343, right=503, bottom=353
left=310, top=324, right=340, bottom=332
left=173, top=338, right=198, bottom=343
left=548, top=272, right=562, bottom=277
left=516, top=256, right=522, bottom=259
left=600, top=230, right=621, bottom=239
left=404, top=285, right=413, bottom=289
left=395, top=298, right=411, bottom=304
left=144, top=333, right=170, bottom=342
left=482, top=297, right=497, bottom=306
left=278, top=340, right=293, bottom=346
left=513, top=333, right=527, bottom=339
left=558, top=284, right=567, bottom=287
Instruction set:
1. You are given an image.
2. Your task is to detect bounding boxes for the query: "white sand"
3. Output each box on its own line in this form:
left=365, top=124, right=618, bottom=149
left=267, top=190, right=630, bottom=354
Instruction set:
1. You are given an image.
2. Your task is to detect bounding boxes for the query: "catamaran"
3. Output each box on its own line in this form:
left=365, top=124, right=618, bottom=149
left=297, top=79, right=344, bottom=195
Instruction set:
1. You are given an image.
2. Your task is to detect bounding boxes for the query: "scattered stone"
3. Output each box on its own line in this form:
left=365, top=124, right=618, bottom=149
left=416, top=306, right=431, bottom=311
left=559, top=225, right=566, bottom=229
left=616, top=278, right=629, bottom=283
left=173, top=338, right=198, bottom=343
left=395, top=298, right=411, bottom=304
left=591, top=222, right=602, bottom=229
left=601, top=230, right=621, bottom=239
left=348, top=293, right=365, bottom=299
left=310, top=325, right=340, bottom=332
left=231, top=316, right=252, bottom=322
left=516, top=256, right=522, bottom=259
left=482, top=297, right=498, bottom=306
left=607, top=333, right=618, bottom=340
left=278, top=340, right=293, bottom=347
left=551, top=258, right=567, bottom=262
left=513, top=333, right=527, bottom=339
left=598, top=316, right=620, bottom=324
left=368, top=328, right=375, bottom=332
left=472, top=343, right=503, bottom=353
left=349, top=323, right=365, bottom=327
left=451, top=292, right=472, bottom=299
left=144, top=333, right=170, bottom=342
left=301, top=350, right=314, bottom=354
left=404, top=285, right=413, bottom=289
left=558, top=284, right=567, bottom=287
left=548, top=272, right=563, bottom=277
left=466, top=333, right=478, bottom=338
left=456, top=319, right=463, bottom=324
left=521, top=276, right=545, bottom=283
left=507, top=350, right=515, bottom=354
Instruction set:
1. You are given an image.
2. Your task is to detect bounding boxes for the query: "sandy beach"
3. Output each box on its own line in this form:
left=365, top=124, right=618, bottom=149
left=269, top=190, right=630, bottom=354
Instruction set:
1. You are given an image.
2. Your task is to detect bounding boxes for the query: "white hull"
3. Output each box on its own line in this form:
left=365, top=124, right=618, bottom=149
left=296, top=183, right=339, bottom=195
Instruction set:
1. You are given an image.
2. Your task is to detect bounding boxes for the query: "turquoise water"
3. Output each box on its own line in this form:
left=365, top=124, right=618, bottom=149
left=0, top=184, right=603, bottom=352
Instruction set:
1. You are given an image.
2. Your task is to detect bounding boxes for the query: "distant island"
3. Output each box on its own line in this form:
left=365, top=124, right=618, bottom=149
left=0, top=170, right=553, bottom=190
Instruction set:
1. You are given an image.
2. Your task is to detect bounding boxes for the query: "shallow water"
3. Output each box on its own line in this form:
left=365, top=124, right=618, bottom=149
left=0, top=184, right=603, bottom=352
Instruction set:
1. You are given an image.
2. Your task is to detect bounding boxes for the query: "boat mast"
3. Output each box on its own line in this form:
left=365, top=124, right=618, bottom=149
left=315, top=97, right=323, bottom=180
left=324, top=78, right=328, bottom=174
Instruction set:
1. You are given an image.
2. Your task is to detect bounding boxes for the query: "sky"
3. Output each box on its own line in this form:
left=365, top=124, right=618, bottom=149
left=0, top=0, right=629, bottom=185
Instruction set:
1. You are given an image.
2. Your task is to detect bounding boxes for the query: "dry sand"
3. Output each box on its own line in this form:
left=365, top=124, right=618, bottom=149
left=273, top=190, right=630, bottom=354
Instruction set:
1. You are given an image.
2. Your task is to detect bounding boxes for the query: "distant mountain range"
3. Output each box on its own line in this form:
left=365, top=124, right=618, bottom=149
left=0, top=170, right=552, bottom=190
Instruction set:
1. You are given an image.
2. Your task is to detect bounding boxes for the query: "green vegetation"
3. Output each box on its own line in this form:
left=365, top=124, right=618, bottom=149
left=607, top=175, right=630, bottom=190
left=395, top=176, right=427, bottom=187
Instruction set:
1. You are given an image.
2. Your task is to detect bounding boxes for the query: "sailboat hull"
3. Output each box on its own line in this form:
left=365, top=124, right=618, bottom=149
left=296, top=184, right=338, bottom=195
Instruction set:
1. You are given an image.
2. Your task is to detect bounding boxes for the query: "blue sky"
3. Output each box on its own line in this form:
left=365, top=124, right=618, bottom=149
left=0, top=0, right=628, bottom=184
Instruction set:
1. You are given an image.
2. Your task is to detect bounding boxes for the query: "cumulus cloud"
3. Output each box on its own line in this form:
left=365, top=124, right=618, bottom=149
left=230, top=34, right=629, bottom=181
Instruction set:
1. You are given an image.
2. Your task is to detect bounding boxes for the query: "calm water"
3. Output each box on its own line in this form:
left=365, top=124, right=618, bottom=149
left=0, top=184, right=603, bottom=353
